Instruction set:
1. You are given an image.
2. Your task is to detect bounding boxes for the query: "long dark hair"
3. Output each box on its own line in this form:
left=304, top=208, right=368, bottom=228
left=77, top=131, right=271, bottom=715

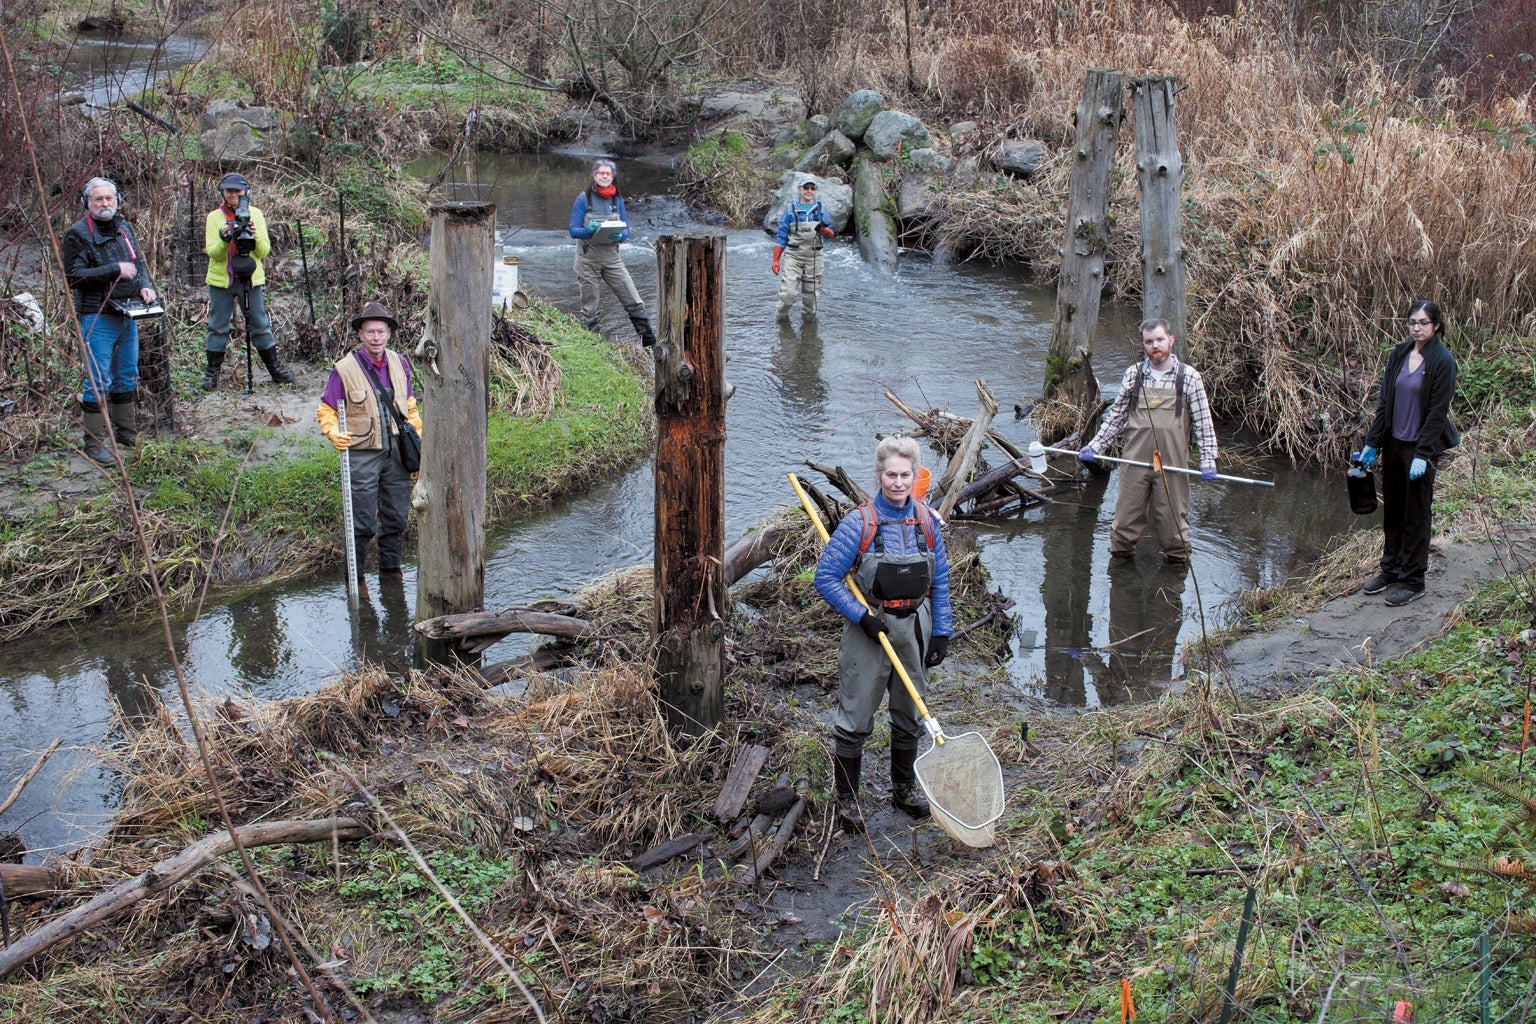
left=1407, top=299, right=1445, bottom=337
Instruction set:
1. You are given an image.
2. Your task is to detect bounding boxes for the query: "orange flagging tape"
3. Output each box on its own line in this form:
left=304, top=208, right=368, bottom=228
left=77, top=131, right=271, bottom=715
left=1120, top=978, right=1136, bottom=1022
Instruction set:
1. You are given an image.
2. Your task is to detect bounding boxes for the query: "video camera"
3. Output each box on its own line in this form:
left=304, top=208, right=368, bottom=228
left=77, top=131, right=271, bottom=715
left=229, top=194, right=258, bottom=282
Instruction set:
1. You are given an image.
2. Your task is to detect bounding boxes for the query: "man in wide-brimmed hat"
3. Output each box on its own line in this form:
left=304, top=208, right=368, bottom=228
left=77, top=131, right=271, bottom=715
left=316, top=301, right=423, bottom=587
left=202, top=171, right=295, bottom=389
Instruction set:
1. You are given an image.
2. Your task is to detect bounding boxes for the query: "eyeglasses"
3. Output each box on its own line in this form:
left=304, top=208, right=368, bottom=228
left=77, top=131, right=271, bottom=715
left=1406, top=318, right=1433, bottom=326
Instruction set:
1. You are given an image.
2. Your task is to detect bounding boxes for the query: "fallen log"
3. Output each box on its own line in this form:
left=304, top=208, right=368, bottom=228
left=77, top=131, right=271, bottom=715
left=954, top=458, right=1053, bottom=508
left=478, top=648, right=571, bottom=687
left=629, top=832, right=711, bottom=872
left=0, top=864, right=60, bottom=900
left=0, top=816, right=369, bottom=979
left=724, top=521, right=793, bottom=586
left=415, top=609, right=594, bottom=645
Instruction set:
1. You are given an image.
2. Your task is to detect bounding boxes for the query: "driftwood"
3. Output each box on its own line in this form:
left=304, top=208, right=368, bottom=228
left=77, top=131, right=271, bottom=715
left=0, top=817, right=369, bottom=978
left=935, top=381, right=999, bottom=519
left=628, top=833, right=711, bottom=872
left=711, top=744, right=770, bottom=821
left=0, top=864, right=59, bottom=900
left=416, top=609, right=594, bottom=646
left=478, top=648, right=571, bottom=687
left=724, top=812, right=774, bottom=862
left=0, top=738, right=62, bottom=818
left=734, top=793, right=808, bottom=886
left=954, top=458, right=1053, bottom=507
left=723, top=522, right=793, bottom=587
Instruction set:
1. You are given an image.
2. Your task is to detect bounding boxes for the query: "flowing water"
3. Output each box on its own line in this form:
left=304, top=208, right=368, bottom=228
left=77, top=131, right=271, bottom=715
left=0, top=149, right=1359, bottom=854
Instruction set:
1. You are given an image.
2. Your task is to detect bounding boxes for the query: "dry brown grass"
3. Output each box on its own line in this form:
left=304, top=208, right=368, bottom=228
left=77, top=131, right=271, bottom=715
left=760, top=1, right=1536, bottom=458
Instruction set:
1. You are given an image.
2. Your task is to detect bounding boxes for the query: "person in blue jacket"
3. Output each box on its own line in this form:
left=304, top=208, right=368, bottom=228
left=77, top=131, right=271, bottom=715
left=771, top=177, right=835, bottom=319
left=568, top=159, right=655, bottom=347
left=814, top=435, right=953, bottom=831
left=1356, top=299, right=1459, bottom=607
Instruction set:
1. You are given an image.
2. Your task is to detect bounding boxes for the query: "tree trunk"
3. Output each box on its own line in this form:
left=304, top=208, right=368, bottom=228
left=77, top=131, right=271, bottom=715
left=653, top=232, right=728, bottom=740
left=1131, top=76, right=1187, bottom=352
left=414, top=202, right=494, bottom=669
left=1044, top=68, right=1123, bottom=436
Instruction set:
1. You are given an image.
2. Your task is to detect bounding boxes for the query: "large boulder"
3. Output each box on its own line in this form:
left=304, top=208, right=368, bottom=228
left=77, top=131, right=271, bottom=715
left=761, top=172, right=853, bottom=235
left=698, top=86, right=803, bottom=134
left=833, top=89, right=884, bottom=142
left=805, top=114, right=831, bottom=145
left=991, top=139, right=1050, bottom=179
left=864, top=109, right=933, bottom=160
left=852, top=155, right=897, bottom=275
left=905, top=147, right=952, bottom=175
left=793, top=129, right=856, bottom=177
left=199, top=99, right=285, bottom=160
left=897, top=173, right=939, bottom=222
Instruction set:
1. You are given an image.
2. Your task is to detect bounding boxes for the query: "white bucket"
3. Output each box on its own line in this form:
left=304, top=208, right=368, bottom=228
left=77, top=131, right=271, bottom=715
left=1027, top=441, right=1048, bottom=476
left=493, top=247, right=527, bottom=309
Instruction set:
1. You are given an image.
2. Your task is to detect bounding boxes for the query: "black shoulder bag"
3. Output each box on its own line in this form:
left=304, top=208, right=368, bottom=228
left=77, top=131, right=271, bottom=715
left=366, top=359, right=422, bottom=473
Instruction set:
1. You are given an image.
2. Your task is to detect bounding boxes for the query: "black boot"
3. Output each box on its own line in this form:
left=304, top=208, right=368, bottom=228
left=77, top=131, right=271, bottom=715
left=258, top=346, right=295, bottom=384
left=80, top=400, right=113, bottom=466
left=107, top=391, right=138, bottom=447
left=833, top=751, right=866, bottom=834
left=630, top=315, right=657, bottom=348
left=891, top=741, right=930, bottom=819
left=202, top=351, right=225, bottom=391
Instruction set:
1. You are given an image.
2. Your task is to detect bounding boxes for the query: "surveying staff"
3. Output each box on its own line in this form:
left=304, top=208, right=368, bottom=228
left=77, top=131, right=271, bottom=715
left=1079, top=319, right=1218, bottom=563
left=203, top=172, right=294, bottom=390
left=771, top=178, right=835, bottom=319
left=1355, top=300, right=1459, bottom=607
left=813, top=436, right=953, bottom=831
left=62, top=177, right=157, bottom=465
left=316, top=302, right=423, bottom=584
left=568, top=159, right=656, bottom=347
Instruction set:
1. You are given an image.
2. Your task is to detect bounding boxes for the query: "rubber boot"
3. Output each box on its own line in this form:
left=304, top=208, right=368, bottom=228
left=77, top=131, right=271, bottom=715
left=833, top=751, right=866, bottom=834
left=202, top=351, right=225, bottom=391
left=890, top=741, right=930, bottom=819
left=107, top=391, right=138, bottom=448
left=258, top=345, right=295, bottom=384
left=630, top=315, right=657, bottom=348
left=80, top=401, right=113, bottom=466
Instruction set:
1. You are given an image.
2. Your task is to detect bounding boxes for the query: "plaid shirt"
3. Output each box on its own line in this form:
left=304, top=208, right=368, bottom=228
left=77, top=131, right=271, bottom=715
left=1089, top=358, right=1218, bottom=470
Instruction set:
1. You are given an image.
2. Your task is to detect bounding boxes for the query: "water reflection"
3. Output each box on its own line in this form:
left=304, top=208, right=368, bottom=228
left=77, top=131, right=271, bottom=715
left=0, top=150, right=1359, bottom=854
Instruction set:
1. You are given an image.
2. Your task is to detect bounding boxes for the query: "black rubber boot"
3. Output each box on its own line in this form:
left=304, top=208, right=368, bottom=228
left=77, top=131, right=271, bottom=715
left=107, top=391, right=138, bottom=447
left=80, top=401, right=113, bottom=466
left=202, top=351, right=225, bottom=391
left=833, top=752, right=866, bottom=834
left=890, top=741, right=930, bottom=819
left=258, top=345, right=295, bottom=384
left=630, top=315, right=657, bottom=348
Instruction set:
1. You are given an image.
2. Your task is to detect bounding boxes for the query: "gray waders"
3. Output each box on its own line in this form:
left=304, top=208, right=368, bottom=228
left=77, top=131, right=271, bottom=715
left=776, top=219, right=824, bottom=318
left=1109, top=374, right=1194, bottom=560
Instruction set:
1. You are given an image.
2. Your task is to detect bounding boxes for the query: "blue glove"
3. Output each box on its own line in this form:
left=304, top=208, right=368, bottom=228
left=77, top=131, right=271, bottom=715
left=1200, top=466, right=1217, bottom=481
left=1410, top=457, right=1427, bottom=480
left=1078, top=445, right=1097, bottom=464
left=1359, top=445, right=1378, bottom=469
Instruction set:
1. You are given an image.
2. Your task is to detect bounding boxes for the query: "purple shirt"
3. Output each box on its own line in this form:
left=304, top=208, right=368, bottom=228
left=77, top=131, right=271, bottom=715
left=319, top=349, right=412, bottom=410
left=1391, top=358, right=1424, bottom=442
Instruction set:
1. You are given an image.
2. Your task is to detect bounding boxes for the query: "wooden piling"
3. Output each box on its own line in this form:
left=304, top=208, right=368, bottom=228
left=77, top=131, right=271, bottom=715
left=414, top=202, right=494, bottom=669
left=653, top=232, right=727, bottom=739
left=1045, top=68, right=1123, bottom=436
left=1131, top=76, right=1187, bottom=351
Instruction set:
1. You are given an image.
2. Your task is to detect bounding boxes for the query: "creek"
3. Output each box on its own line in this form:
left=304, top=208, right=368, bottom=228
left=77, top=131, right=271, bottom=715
left=0, top=150, right=1359, bottom=855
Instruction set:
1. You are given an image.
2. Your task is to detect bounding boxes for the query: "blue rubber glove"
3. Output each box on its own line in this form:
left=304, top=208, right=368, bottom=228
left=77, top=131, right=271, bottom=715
left=1201, top=466, right=1217, bottom=481
left=1078, top=445, right=1097, bottom=464
left=1410, top=457, right=1428, bottom=480
left=1359, top=445, right=1378, bottom=469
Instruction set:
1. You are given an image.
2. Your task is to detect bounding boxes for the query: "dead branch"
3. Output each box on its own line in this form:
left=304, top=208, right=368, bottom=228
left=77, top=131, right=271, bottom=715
left=0, top=817, right=369, bottom=979
left=0, top=737, right=61, bottom=817
left=935, top=381, right=999, bottom=519
left=0, top=864, right=60, bottom=900
left=734, top=793, right=808, bottom=886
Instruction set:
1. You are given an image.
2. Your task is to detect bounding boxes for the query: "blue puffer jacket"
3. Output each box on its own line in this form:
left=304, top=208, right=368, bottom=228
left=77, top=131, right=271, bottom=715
left=814, top=492, right=952, bottom=636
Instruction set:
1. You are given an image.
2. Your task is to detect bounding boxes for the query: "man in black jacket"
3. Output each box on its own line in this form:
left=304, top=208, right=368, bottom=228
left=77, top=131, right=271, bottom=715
left=61, top=177, right=157, bottom=465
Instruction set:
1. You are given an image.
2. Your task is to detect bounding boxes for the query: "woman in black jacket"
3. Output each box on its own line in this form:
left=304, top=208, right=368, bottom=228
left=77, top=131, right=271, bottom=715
left=1357, top=299, right=1459, bottom=606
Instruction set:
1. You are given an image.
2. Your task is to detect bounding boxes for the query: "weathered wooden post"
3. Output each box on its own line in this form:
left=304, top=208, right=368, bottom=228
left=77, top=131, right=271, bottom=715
left=1043, top=68, right=1123, bottom=440
left=653, top=231, right=727, bottom=739
left=414, top=202, right=493, bottom=669
left=1131, top=76, right=1187, bottom=351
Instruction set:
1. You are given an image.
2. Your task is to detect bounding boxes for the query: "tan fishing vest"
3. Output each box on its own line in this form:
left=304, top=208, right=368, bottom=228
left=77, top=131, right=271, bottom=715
left=334, top=351, right=410, bottom=452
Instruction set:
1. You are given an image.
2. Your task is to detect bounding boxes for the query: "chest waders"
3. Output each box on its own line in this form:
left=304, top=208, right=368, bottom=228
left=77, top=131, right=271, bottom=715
left=574, top=192, right=646, bottom=331
left=777, top=204, right=825, bottom=317
left=1109, top=367, right=1195, bottom=559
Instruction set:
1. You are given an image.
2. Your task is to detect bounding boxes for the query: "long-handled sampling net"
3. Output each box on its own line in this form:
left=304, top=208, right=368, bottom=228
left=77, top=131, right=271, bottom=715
left=788, top=474, right=1005, bottom=847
